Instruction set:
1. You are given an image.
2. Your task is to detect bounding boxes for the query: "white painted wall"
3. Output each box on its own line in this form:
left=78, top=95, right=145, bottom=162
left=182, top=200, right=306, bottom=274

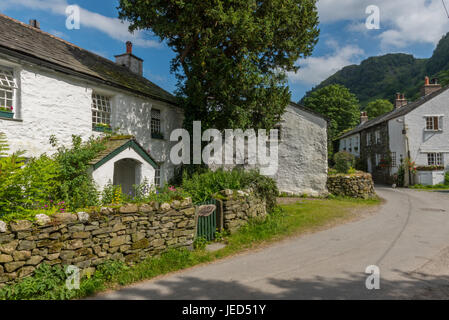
left=0, top=55, right=183, bottom=186
left=91, top=148, right=155, bottom=193
left=272, top=105, right=328, bottom=196
left=339, top=133, right=360, bottom=158
left=404, top=89, right=449, bottom=171
left=388, top=117, right=407, bottom=175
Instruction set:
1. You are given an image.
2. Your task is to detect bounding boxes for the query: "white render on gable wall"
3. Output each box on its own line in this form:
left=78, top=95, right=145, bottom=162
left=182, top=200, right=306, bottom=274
left=272, top=105, right=328, bottom=196
left=0, top=57, right=183, bottom=186
left=388, top=117, right=407, bottom=174
left=404, top=88, right=449, bottom=169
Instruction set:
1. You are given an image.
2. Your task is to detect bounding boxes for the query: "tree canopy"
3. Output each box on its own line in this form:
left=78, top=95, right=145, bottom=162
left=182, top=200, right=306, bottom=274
left=118, top=0, right=320, bottom=131
left=365, top=99, right=394, bottom=119
left=302, top=84, right=359, bottom=157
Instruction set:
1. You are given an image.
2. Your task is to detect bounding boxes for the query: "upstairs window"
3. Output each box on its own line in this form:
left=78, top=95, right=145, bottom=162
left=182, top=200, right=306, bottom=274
left=354, top=136, right=359, bottom=152
left=92, top=93, right=111, bottom=129
left=151, top=109, right=163, bottom=139
left=366, top=132, right=371, bottom=146
left=375, top=130, right=381, bottom=144
left=425, top=116, right=441, bottom=131
left=427, top=153, right=443, bottom=166
left=0, top=67, right=18, bottom=116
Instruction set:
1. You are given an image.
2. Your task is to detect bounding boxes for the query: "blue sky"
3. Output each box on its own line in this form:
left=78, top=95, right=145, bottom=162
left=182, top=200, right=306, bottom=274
left=1, top=0, right=449, bottom=102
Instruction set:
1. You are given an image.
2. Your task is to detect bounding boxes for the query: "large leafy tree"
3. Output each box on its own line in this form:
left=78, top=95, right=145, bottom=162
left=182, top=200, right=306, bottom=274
left=365, top=99, right=394, bottom=119
left=302, top=84, right=360, bottom=157
left=118, top=0, right=320, bottom=131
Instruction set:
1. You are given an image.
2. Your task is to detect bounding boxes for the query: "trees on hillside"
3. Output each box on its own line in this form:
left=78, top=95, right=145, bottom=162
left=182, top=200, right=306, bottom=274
left=302, top=84, right=360, bottom=157
left=365, top=99, right=394, bottom=119
left=118, top=0, right=320, bottom=131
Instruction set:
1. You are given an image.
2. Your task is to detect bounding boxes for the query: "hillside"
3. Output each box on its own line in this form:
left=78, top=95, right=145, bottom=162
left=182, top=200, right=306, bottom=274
left=301, top=32, right=449, bottom=108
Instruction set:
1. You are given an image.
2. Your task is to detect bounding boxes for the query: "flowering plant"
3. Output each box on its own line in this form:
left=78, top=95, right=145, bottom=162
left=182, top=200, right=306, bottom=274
left=0, top=106, right=13, bottom=112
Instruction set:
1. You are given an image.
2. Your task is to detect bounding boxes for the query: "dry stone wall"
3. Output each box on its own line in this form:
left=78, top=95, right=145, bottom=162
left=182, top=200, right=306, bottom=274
left=220, top=189, right=267, bottom=233
left=327, top=172, right=376, bottom=199
left=0, top=198, right=195, bottom=285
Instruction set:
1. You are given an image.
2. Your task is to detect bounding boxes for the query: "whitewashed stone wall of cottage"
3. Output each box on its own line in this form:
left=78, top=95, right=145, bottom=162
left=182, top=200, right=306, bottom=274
left=0, top=57, right=183, bottom=186
left=273, top=105, right=328, bottom=196
left=404, top=89, right=449, bottom=169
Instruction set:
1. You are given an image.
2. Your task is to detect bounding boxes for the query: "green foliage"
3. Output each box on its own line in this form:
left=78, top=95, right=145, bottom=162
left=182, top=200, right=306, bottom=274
left=118, top=0, right=320, bottom=131
left=333, top=151, right=355, bottom=174
left=0, top=264, right=77, bottom=300
left=397, top=164, right=406, bottom=187
left=365, top=99, right=394, bottom=119
left=303, top=32, right=449, bottom=107
left=302, top=84, right=360, bottom=158
left=445, top=171, right=449, bottom=186
left=438, top=69, right=449, bottom=87
left=51, top=135, right=106, bottom=210
left=181, top=168, right=278, bottom=211
left=193, top=236, right=208, bottom=250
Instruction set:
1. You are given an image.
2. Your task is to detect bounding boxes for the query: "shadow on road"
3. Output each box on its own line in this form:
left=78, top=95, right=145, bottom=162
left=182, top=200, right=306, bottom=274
left=94, top=270, right=449, bottom=300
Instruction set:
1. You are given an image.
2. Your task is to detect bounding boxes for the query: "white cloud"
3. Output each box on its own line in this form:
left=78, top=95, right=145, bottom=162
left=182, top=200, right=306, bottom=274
left=288, top=42, right=364, bottom=85
left=317, top=0, right=449, bottom=48
left=1, top=0, right=160, bottom=48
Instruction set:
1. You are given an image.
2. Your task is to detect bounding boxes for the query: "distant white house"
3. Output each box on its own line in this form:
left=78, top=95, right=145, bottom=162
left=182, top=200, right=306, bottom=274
left=338, top=77, right=449, bottom=186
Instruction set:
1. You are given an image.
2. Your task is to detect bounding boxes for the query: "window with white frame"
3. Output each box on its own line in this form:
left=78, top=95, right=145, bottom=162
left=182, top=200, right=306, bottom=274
left=151, top=109, right=161, bottom=134
left=375, top=130, right=381, bottom=144
left=366, top=132, right=371, bottom=146
left=91, top=93, right=111, bottom=128
left=425, top=116, right=442, bottom=131
left=354, top=136, right=359, bottom=152
left=0, top=67, right=18, bottom=114
left=348, top=138, right=352, bottom=152
left=427, top=153, right=443, bottom=166
left=154, top=165, right=161, bottom=187
left=391, top=152, right=397, bottom=167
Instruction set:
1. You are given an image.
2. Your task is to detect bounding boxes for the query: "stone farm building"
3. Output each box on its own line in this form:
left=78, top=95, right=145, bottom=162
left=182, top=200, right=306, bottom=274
left=0, top=14, right=328, bottom=196
left=338, top=77, right=449, bottom=186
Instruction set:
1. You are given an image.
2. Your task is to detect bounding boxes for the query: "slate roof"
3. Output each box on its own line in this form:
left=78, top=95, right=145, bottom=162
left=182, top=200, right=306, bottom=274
left=0, top=14, right=177, bottom=105
left=338, top=86, right=449, bottom=140
left=89, top=137, right=157, bottom=170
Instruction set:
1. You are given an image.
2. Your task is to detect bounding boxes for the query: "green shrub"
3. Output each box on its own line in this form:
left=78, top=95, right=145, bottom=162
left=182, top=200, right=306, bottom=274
left=445, top=171, right=449, bottom=186
left=181, top=168, right=278, bottom=212
left=397, top=164, right=405, bottom=187
left=51, top=135, right=105, bottom=210
left=333, top=151, right=355, bottom=174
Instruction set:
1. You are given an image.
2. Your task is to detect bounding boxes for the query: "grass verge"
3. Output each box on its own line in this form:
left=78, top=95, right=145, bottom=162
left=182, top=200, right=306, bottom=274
left=0, top=196, right=380, bottom=300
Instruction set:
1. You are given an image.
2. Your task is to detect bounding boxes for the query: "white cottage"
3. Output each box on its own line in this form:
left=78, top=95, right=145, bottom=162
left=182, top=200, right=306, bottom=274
left=0, top=14, right=183, bottom=191
left=338, top=77, right=449, bottom=186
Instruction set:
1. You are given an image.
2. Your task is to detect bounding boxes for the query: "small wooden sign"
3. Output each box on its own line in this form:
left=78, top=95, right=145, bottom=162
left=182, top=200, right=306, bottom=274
left=197, top=204, right=216, bottom=217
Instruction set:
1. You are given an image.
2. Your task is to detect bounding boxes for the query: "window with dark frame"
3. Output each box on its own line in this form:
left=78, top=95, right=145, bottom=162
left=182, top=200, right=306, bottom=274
left=151, top=109, right=162, bottom=137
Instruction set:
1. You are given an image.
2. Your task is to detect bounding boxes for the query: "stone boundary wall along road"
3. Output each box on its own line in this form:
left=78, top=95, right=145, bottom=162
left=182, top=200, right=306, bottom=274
left=0, top=198, right=195, bottom=285
left=327, top=172, right=376, bottom=199
left=220, top=189, right=268, bottom=233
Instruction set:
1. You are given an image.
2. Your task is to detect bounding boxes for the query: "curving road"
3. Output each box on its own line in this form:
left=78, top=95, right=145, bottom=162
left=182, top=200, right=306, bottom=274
left=94, top=187, right=449, bottom=300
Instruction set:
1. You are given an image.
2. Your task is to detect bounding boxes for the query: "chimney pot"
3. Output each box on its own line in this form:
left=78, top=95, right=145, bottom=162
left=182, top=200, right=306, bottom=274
left=29, top=19, right=40, bottom=29
left=421, top=75, right=442, bottom=96
left=126, top=41, right=133, bottom=54
left=360, top=111, right=368, bottom=124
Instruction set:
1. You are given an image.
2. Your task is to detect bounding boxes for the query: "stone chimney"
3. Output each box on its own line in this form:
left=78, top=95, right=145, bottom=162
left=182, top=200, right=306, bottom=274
left=360, top=111, right=368, bottom=124
left=395, top=93, right=407, bottom=109
left=421, top=76, right=442, bottom=97
left=115, top=41, right=143, bottom=76
left=29, top=19, right=40, bottom=29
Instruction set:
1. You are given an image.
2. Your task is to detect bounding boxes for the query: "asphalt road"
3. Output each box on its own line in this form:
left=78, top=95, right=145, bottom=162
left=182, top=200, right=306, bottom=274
left=94, top=187, right=449, bottom=300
